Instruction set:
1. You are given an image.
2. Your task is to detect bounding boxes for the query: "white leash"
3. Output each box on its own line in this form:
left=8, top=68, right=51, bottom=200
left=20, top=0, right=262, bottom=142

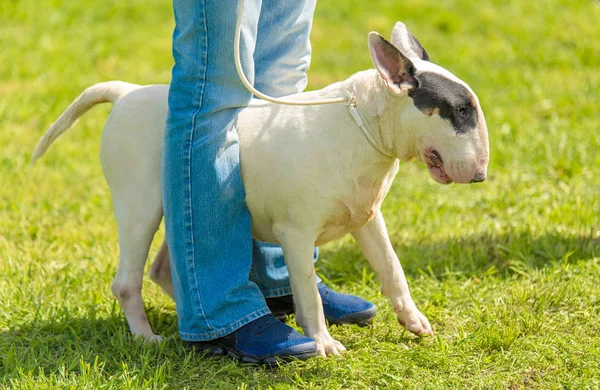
left=234, top=0, right=348, bottom=106
left=234, top=0, right=395, bottom=158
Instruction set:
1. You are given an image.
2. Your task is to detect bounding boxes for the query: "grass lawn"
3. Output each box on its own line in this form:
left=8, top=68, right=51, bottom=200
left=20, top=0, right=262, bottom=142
left=1, top=0, right=599, bottom=388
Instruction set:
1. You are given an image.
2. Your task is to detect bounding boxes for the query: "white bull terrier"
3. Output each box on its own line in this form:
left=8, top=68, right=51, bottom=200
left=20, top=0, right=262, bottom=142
left=32, top=22, right=489, bottom=356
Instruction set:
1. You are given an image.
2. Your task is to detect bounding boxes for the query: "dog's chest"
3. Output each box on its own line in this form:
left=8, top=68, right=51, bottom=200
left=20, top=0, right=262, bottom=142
left=316, top=168, right=397, bottom=245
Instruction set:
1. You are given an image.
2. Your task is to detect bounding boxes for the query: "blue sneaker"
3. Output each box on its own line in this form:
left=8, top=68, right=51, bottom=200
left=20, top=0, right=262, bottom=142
left=266, top=283, right=377, bottom=327
left=187, top=314, right=317, bottom=365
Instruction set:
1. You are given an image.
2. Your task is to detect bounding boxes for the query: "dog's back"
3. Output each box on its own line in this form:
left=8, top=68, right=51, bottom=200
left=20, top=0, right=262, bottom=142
left=99, top=85, right=169, bottom=199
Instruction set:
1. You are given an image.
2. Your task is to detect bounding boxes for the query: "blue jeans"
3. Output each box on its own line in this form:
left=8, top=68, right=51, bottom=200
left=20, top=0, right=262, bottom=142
left=163, top=0, right=318, bottom=341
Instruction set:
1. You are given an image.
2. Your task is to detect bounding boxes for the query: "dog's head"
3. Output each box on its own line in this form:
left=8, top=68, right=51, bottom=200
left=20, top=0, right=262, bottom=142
left=368, top=22, right=489, bottom=184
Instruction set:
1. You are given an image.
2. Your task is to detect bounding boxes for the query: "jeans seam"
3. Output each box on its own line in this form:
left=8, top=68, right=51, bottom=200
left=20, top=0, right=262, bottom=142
left=179, top=307, right=271, bottom=342
left=184, top=0, right=213, bottom=331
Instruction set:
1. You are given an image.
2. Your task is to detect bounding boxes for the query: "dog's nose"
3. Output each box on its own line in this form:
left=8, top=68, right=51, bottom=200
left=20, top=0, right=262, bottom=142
left=471, top=172, right=486, bottom=183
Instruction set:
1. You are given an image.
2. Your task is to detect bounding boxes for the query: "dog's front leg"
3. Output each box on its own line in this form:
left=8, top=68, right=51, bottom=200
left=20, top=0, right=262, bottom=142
left=274, top=225, right=345, bottom=356
left=352, top=211, right=433, bottom=336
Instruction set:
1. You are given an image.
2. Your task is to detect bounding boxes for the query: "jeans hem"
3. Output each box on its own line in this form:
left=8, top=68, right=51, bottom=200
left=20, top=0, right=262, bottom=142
left=179, top=307, right=271, bottom=342
left=261, top=286, right=293, bottom=299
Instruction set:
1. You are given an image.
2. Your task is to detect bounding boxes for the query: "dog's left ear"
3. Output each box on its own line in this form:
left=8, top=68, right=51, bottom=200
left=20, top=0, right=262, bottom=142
left=391, top=22, right=430, bottom=61
left=368, top=32, right=418, bottom=96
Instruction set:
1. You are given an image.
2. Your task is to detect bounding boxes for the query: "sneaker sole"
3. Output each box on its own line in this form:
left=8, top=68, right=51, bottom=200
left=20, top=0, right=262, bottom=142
left=189, top=342, right=317, bottom=367
left=227, top=348, right=317, bottom=367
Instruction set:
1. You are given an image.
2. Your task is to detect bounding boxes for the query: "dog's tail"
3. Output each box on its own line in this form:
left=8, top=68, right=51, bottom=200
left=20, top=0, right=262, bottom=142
left=31, top=81, right=139, bottom=164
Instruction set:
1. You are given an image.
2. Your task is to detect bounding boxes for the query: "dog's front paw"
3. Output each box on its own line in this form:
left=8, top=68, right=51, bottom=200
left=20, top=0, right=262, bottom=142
left=394, top=303, right=433, bottom=337
left=312, top=334, right=346, bottom=357
left=133, top=333, right=163, bottom=344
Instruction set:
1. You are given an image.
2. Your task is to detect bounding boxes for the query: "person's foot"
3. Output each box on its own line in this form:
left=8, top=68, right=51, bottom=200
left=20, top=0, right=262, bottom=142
left=187, top=314, right=317, bottom=365
left=266, top=283, right=377, bottom=327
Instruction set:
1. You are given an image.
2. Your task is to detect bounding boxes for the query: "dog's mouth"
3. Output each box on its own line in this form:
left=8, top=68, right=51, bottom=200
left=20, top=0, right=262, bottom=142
left=425, top=148, right=453, bottom=184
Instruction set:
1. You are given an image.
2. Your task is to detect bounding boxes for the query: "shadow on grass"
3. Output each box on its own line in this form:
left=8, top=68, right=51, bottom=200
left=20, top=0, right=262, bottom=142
left=0, top=308, right=354, bottom=387
left=0, top=307, right=190, bottom=383
left=318, top=230, right=599, bottom=283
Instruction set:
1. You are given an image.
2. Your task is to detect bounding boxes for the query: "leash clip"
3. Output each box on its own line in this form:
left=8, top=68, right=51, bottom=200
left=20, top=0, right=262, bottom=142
left=343, top=90, right=356, bottom=107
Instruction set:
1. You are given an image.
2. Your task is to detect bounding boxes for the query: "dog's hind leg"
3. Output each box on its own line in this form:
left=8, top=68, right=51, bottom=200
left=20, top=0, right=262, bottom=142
left=149, top=239, right=175, bottom=300
left=111, top=199, right=163, bottom=342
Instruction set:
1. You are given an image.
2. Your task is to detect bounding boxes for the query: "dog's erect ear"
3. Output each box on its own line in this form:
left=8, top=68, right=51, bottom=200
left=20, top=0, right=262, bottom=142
left=391, top=22, right=430, bottom=61
left=368, top=32, right=418, bottom=95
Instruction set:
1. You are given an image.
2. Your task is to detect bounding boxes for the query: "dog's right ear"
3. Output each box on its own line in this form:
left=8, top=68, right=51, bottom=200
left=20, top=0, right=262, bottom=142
left=368, top=32, right=418, bottom=96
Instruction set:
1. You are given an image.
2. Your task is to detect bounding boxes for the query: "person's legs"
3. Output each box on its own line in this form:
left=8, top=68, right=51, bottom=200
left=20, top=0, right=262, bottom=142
left=253, top=0, right=315, bottom=97
left=248, top=0, right=320, bottom=298
left=163, top=0, right=268, bottom=341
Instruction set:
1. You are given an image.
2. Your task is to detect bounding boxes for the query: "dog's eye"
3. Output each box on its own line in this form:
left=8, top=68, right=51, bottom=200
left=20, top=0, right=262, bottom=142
left=457, top=106, right=467, bottom=116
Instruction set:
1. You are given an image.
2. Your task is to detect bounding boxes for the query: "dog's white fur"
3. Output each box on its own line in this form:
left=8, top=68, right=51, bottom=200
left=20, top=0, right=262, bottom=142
left=32, top=24, right=489, bottom=356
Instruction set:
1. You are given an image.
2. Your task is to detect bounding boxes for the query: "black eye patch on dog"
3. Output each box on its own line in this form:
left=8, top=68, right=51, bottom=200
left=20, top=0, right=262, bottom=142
left=408, top=71, right=478, bottom=134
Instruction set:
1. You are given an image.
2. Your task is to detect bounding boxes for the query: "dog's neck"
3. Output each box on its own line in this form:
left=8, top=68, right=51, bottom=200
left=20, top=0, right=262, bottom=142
left=318, top=69, right=418, bottom=162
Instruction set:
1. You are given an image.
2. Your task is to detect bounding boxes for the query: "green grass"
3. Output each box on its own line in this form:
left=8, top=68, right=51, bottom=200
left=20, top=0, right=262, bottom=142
left=1, top=0, right=600, bottom=388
